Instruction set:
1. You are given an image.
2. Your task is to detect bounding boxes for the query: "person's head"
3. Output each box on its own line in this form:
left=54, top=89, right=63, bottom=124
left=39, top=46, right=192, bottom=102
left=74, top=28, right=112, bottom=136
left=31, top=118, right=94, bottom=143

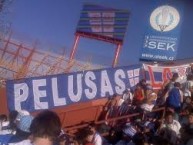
left=148, top=92, right=157, bottom=99
left=184, top=106, right=193, bottom=115
left=84, top=129, right=94, bottom=143
left=140, top=79, right=146, bottom=87
left=188, top=113, right=193, bottom=124
left=172, top=73, right=179, bottom=81
left=0, top=114, right=7, bottom=122
left=8, top=110, right=19, bottom=130
left=143, top=121, right=155, bottom=133
left=174, top=82, right=181, bottom=88
left=158, top=128, right=177, bottom=145
left=9, top=110, right=18, bottom=123
left=187, top=74, right=193, bottom=81
left=88, top=122, right=97, bottom=133
left=135, top=83, right=142, bottom=90
left=145, top=84, right=153, bottom=95
left=165, top=112, right=174, bottom=124
left=30, top=110, right=61, bottom=144
left=190, top=63, right=193, bottom=69
left=185, top=96, right=192, bottom=104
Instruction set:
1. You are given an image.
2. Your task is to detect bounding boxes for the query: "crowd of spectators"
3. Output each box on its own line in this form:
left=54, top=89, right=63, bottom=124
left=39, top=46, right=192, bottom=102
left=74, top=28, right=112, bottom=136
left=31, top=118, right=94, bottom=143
left=72, top=65, right=193, bottom=145
left=0, top=64, right=193, bottom=145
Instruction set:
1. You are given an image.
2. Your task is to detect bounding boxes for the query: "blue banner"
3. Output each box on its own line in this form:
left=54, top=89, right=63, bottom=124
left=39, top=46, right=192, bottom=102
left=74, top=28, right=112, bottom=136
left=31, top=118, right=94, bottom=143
left=140, top=2, right=184, bottom=61
left=6, top=64, right=141, bottom=112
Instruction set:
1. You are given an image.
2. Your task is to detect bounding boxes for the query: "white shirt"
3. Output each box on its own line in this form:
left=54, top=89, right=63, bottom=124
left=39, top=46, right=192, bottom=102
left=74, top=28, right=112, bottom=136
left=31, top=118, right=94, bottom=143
left=140, top=104, right=154, bottom=112
left=0, top=129, right=13, bottom=135
left=93, top=133, right=102, bottom=145
left=122, top=92, right=133, bottom=102
left=161, top=120, right=181, bottom=135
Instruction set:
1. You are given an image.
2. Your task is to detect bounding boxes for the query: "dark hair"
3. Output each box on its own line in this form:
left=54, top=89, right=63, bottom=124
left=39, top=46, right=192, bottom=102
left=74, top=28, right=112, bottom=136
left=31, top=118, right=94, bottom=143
left=0, top=114, right=7, bottom=121
left=174, top=82, right=181, bottom=88
left=172, top=73, right=179, bottom=78
left=8, top=110, right=19, bottom=131
left=165, top=111, right=174, bottom=117
left=30, top=110, right=61, bottom=141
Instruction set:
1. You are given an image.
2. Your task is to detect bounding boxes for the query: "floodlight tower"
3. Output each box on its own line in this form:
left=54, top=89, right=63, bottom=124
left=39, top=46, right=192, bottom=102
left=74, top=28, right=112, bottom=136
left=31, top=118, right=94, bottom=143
left=69, top=4, right=129, bottom=68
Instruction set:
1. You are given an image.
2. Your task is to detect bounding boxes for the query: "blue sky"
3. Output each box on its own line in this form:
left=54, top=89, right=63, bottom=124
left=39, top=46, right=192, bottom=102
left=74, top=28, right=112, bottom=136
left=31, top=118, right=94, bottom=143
left=6, top=0, right=193, bottom=67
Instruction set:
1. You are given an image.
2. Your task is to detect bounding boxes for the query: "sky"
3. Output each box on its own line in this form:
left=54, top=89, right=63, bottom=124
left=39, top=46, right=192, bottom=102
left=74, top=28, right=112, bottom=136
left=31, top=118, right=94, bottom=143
left=5, top=0, right=193, bottom=67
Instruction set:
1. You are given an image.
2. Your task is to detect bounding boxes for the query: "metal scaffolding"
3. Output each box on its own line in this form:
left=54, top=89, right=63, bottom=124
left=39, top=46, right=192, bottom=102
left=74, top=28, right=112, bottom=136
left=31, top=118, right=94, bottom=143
left=0, top=33, right=102, bottom=87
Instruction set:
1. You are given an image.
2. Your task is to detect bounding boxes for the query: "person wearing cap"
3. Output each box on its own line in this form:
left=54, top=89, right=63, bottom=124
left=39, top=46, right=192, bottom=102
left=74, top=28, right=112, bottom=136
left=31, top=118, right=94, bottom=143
left=8, top=114, right=34, bottom=145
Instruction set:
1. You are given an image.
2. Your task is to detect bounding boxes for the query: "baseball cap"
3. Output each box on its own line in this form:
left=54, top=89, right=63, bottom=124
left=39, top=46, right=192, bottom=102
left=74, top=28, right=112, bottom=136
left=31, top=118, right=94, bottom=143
left=17, top=115, right=34, bottom=133
left=16, top=110, right=30, bottom=121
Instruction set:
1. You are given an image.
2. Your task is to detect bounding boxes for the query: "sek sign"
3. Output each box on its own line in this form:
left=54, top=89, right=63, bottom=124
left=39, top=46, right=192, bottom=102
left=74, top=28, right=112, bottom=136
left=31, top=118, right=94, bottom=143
left=146, top=40, right=175, bottom=51
left=140, top=3, right=183, bottom=61
left=6, top=65, right=141, bottom=112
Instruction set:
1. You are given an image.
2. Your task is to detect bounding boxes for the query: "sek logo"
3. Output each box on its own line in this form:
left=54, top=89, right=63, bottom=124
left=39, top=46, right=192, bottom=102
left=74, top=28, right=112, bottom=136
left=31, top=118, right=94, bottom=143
left=150, top=5, right=180, bottom=32
left=145, top=41, right=176, bottom=52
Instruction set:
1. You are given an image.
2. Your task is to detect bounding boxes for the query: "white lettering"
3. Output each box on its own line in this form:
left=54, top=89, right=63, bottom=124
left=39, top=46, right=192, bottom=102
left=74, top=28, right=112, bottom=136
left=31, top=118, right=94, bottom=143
left=68, top=74, right=82, bottom=102
left=52, top=78, right=66, bottom=106
left=14, top=83, right=29, bottom=111
left=167, top=43, right=175, bottom=51
left=148, top=41, right=156, bottom=49
left=157, top=42, right=165, bottom=50
left=101, top=70, right=113, bottom=97
left=114, top=69, right=126, bottom=94
left=147, top=41, right=175, bottom=52
left=33, top=79, right=48, bottom=110
left=85, top=71, right=97, bottom=99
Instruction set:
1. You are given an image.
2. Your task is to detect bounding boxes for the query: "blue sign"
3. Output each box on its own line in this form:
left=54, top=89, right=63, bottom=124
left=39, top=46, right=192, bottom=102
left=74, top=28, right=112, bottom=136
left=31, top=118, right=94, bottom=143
left=6, top=65, right=141, bottom=112
left=76, top=4, right=130, bottom=43
left=140, top=2, right=184, bottom=61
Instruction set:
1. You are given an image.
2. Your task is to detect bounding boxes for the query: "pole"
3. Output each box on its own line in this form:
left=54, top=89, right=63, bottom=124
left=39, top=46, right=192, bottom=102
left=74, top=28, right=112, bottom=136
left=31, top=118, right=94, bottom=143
left=112, top=43, right=122, bottom=67
left=69, top=34, right=80, bottom=61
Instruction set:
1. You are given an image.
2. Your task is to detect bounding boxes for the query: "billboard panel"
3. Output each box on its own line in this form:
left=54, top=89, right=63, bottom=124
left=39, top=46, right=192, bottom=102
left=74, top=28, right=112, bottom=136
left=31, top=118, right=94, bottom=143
left=140, top=2, right=184, bottom=61
left=76, top=4, right=129, bottom=43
